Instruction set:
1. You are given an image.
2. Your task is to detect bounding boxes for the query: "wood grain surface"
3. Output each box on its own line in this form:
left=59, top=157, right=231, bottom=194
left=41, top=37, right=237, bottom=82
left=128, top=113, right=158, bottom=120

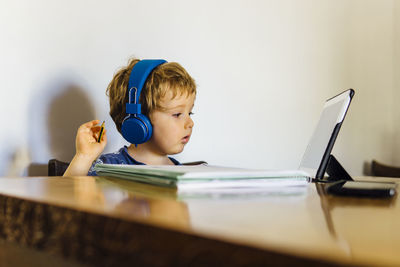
left=0, top=176, right=398, bottom=266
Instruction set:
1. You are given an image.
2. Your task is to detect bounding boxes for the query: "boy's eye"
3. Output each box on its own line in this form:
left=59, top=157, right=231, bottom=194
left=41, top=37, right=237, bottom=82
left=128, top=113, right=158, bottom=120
left=172, top=112, right=194, bottom=118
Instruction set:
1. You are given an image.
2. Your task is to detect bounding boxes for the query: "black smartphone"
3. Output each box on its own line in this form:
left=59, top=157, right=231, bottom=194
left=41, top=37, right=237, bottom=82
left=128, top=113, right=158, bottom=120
left=326, top=180, right=397, bottom=198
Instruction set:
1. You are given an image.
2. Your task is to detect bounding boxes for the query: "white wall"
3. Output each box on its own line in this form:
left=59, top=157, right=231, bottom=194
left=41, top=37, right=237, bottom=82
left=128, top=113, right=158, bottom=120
left=0, top=0, right=398, bottom=177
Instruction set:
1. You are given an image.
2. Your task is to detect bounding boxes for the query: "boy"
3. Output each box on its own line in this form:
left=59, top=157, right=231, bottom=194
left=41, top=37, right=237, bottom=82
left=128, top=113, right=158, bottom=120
left=63, top=58, right=196, bottom=176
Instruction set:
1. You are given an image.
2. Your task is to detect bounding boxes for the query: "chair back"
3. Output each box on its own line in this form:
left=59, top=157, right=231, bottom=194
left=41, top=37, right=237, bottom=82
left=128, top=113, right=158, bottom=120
left=48, top=159, right=70, bottom=176
left=371, top=160, right=400, bottom=178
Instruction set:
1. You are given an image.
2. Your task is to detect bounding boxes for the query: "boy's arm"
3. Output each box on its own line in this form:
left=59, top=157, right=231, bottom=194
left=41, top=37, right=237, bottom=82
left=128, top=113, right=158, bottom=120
left=63, top=120, right=107, bottom=176
left=64, top=153, right=98, bottom=176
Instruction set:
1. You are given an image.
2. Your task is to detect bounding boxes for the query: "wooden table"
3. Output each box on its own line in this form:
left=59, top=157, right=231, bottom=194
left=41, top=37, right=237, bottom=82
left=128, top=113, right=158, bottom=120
left=0, top=176, right=398, bottom=266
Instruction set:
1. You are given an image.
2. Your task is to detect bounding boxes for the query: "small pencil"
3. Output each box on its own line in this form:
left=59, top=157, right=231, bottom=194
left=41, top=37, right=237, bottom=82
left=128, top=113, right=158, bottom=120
left=97, top=121, right=105, bottom=143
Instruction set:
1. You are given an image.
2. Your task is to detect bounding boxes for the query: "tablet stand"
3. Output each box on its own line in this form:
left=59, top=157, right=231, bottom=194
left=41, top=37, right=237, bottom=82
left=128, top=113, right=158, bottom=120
left=320, top=154, right=353, bottom=182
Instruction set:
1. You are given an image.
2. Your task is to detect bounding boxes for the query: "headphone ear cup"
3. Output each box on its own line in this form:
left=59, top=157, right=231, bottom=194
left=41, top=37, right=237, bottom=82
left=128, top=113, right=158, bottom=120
left=137, top=114, right=153, bottom=142
left=121, top=114, right=153, bottom=144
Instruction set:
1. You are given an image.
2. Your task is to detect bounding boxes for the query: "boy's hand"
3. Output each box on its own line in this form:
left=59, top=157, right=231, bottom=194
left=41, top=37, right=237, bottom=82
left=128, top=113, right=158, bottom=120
left=75, top=120, right=107, bottom=161
left=64, top=120, right=107, bottom=177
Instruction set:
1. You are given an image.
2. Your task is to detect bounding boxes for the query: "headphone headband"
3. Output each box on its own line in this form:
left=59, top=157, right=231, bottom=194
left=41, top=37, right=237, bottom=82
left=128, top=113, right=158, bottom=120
left=127, top=59, right=167, bottom=112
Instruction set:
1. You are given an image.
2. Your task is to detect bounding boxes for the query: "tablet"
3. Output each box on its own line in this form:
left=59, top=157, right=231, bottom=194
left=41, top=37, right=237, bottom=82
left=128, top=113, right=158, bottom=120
left=299, top=89, right=354, bottom=179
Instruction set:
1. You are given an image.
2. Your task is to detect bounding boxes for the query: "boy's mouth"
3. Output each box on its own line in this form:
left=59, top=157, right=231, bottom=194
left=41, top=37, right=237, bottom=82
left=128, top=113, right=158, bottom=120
left=182, top=135, right=191, bottom=144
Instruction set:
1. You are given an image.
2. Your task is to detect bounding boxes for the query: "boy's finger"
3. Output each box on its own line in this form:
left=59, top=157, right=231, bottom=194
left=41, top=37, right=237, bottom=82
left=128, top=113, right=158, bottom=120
left=78, top=121, right=100, bottom=135
left=92, top=126, right=102, bottom=132
left=87, top=120, right=100, bottom=127
left=81, top=120, right=100, bottom=129
left=93, top=126, right=103, bottom=137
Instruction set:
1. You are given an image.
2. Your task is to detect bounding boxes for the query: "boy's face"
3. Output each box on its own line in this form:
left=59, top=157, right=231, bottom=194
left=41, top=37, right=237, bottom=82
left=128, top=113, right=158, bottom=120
left=148, top=90, right=195, bottom=155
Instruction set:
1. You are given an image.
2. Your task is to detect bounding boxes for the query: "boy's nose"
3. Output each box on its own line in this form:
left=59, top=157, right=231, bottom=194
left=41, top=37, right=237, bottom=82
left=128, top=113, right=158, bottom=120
left=185, top=116, right=194, bottom=129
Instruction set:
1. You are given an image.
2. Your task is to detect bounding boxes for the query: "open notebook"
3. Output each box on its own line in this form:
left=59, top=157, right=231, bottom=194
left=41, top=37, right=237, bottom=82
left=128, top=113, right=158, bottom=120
left=95, top=89, right=355, bottom=190
left=94, top=164, right=310, bottom=190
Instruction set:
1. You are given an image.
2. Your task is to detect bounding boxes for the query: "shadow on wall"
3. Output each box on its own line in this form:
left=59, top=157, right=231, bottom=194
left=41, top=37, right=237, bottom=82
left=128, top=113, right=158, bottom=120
left=27, top=77, right=96, bottom=176
left=47, top=85, right=96, bottom=161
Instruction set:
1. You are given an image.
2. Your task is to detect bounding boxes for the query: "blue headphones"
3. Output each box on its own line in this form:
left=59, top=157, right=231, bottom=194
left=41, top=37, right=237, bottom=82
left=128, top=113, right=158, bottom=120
left=121, top=59, right=167, bottom=145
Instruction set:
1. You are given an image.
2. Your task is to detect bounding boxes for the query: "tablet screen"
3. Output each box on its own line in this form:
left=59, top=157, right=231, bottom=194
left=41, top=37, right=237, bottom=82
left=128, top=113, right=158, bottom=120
left=299, top=89, right=354, bottom=178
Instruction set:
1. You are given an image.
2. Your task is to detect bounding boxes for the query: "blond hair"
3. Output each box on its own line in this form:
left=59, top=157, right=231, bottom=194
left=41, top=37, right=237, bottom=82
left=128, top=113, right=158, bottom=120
left=106, top=58, right=196, bottom=134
